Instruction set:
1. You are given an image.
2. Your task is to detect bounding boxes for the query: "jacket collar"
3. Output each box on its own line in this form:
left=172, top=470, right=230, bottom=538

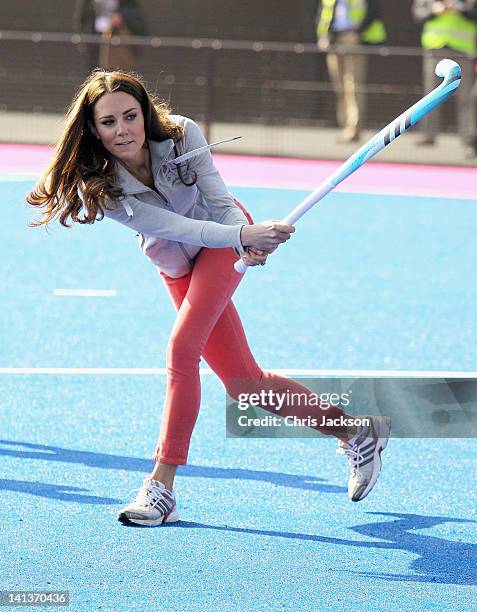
left=113, top=138, right=175, bottom=195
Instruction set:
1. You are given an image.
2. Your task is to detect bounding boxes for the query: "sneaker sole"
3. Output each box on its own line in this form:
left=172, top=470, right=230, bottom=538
left=117, top=506, right=180, bottom=527
left=352, top=417, right=391, bottom=502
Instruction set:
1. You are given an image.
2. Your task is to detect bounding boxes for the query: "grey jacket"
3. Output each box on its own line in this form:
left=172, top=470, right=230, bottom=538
left=102, top=116, right=249, bottom=277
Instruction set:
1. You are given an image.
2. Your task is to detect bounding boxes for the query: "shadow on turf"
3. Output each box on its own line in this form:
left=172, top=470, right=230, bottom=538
left=0, top=478, right=119, bottom=504
left=345, top=511, right=477, bottom=586
left=173, top=511, right=477, bottom=586
left=0, top=439, right=346, bottom=494
left=3, top=440, right=475, bottom=584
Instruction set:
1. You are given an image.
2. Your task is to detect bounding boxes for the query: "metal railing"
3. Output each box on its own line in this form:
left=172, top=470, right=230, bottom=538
left=0, top=30, right=462, bottom=141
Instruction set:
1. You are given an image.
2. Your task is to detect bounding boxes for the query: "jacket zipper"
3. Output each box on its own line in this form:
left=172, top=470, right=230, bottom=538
left=154, top=182, right=197, bottom=264
left=133, top=181, right=193, bottom=262
left=178, top=242, right=193, bottom=263
left=152, top=186, right=169, bottom=206
left=195, top=198, right=208, bottom=213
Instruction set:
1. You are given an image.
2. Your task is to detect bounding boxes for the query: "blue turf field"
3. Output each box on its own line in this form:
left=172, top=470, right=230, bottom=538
left=1, top=179, right=477, bottom=610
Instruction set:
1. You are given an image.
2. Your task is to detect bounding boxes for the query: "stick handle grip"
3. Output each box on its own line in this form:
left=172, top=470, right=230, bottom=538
left=234, top=258, right=248, bottom=274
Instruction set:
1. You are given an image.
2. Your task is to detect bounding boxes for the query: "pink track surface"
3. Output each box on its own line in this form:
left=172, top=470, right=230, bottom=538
left=1, top=143, right=476, bottom=199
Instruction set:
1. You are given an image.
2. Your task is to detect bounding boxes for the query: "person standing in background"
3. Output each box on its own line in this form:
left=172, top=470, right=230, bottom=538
left=316, top=1, right=386, bottom=144
left=412, top=0, right=477, bottom=156
left=73, top=0, right=147, bottom=72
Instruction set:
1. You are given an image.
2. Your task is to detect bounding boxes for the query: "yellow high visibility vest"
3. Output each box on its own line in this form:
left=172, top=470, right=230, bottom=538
left=317, top=0, right=386, bottom=44
left=422, top=10, right=477, bottom=55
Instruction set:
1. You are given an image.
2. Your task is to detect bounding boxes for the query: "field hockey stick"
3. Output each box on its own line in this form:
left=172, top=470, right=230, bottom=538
left=234, top=58, right=462, bottom=274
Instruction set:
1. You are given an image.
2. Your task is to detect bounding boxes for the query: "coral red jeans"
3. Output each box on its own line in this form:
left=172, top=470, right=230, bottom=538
left=152, top=205, right=350, bottom=464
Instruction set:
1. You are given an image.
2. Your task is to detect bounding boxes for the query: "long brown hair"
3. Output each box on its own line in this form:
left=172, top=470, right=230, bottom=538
left=26, top=69, right=186, bottom=227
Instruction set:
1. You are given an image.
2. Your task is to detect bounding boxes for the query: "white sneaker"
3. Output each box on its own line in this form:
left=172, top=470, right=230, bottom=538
left=117, top=477, right=179, bottom=526
left=337, top=416, right=391, bottom=502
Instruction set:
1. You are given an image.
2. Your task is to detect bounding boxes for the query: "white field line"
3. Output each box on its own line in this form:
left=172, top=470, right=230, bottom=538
left=0, top=368, right=476, bottom=377
left=53, top=289, right=117, bottom=297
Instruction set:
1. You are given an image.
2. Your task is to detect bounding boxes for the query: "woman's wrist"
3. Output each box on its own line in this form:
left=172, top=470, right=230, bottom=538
left=238, top=225, right=250, bottom=255
left=240, top=224, right=248, bottom=248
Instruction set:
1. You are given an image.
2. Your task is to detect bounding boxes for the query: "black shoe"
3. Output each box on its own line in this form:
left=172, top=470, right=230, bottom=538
left=464, top=138, right=477, bottom=159
left=417, top=137, right=436, bottom=146
left=464, top=146, right=477, bottom=159
left=336, top=132, right=360, bottom=144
